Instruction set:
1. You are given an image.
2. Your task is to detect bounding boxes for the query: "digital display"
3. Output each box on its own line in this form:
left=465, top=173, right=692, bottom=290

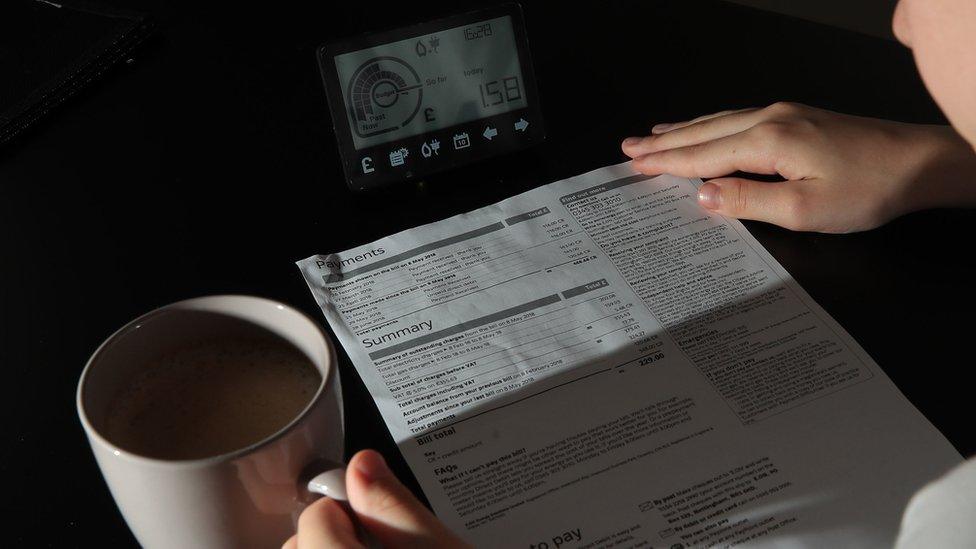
left=319, top=5, right=544, bottom=190
left=334, top=16, right=526, bottom=150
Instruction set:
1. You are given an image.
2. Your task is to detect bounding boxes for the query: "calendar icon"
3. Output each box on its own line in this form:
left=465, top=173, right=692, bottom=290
left=453, top=132, right=471, bottom=150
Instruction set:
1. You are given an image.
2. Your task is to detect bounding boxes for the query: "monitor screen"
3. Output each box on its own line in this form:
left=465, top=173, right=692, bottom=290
left=334, top=15, right=527, bottom=150
left=319, top=4, right=544, bottom=190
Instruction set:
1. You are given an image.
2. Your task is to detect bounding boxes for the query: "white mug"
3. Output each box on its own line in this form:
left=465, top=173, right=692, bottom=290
left=77, top=295, right=347, bottom=548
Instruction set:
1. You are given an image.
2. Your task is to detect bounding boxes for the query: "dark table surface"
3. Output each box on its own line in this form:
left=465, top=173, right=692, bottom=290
left=2, top=0, right=974, bottom=545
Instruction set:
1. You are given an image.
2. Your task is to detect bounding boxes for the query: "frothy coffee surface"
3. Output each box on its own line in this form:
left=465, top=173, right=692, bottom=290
left=104, top=337, right=321, bottom=460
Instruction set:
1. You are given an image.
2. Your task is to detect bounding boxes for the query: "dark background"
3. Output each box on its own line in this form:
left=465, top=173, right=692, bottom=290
left=1, top=0, right=973, bottom=545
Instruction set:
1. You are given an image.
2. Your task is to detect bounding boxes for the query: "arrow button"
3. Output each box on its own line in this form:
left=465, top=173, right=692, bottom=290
left=514, top=118, right=529, bottom=132
left=483, top=126, right=498, bottom=140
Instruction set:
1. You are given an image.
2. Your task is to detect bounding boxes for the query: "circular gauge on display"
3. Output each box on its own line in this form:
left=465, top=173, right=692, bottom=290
left=346, top=56, right=423, bottom=138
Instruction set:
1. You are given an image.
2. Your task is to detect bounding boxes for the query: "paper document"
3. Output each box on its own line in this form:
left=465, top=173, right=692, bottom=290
left=299, top=163, right=960, bottom=547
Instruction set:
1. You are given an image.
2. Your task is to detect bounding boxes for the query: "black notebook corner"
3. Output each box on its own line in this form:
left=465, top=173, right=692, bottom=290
left=0, top=0, right=155, bottom=147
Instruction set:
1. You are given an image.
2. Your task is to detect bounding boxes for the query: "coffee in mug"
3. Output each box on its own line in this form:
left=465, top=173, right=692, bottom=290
left=103, top=334, right=322, bottom=461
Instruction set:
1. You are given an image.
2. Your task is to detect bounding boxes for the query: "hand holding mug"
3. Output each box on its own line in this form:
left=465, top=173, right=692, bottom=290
left=286, top=450, right=467, bottom=549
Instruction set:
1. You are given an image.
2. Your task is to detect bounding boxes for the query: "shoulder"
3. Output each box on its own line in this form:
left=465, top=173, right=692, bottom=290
left=895, top=457, right=976, bottom=548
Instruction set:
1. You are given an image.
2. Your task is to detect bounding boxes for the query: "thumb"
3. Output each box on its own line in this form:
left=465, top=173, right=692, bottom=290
left=346, top=450, right=468, bottom=548
left=697, top=177, right=808, bottom=230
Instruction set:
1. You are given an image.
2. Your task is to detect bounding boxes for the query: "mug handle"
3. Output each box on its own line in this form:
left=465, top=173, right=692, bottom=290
left=307, top=467, right=348, bottom=500
left=304, top=466, right=379, bottom=547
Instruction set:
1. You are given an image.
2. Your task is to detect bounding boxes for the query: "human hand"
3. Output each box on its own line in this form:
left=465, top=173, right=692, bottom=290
left=283, top=450, right=468, bottom=549
left=622, top=103, right=976, bottom=233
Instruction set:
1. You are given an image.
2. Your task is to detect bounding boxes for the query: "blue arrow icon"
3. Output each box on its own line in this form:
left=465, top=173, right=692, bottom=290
left=514, top=118, right=529, bottom=132
left=483, top=126, right=498, bottom=140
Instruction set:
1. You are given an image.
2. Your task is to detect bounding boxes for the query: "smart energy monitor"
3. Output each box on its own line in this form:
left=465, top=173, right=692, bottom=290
left=319, top=4, right=544, bottom=190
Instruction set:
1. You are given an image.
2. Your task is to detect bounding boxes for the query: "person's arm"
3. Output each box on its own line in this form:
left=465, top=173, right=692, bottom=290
left=622, top=102, right=976, bottom=233
left=282, top=450, right=468, bottom=549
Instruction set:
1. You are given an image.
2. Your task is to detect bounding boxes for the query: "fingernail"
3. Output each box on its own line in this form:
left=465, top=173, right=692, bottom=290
left=651, top=123, right=673, bottom=134
left=354, top=451, right=389, bottom=484
left=698, top=182, right=721, bottom=209
left=622, top=137, right=642, bottom=147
